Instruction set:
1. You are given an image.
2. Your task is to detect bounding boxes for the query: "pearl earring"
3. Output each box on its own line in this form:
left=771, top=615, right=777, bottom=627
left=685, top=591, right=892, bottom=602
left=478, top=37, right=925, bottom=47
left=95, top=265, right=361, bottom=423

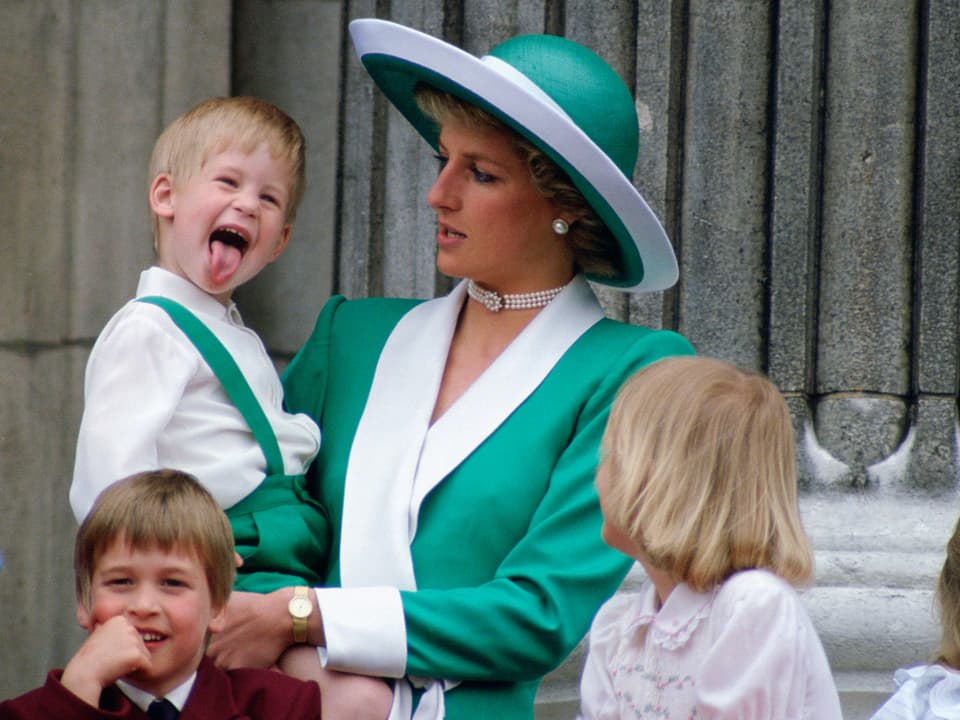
left=551, top=218, right=569, bottom=235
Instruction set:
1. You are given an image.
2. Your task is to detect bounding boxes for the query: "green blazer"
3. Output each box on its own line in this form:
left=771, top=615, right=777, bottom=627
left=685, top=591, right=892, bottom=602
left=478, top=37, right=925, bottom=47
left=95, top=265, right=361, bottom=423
left=282, top=286, right=694, bottom=718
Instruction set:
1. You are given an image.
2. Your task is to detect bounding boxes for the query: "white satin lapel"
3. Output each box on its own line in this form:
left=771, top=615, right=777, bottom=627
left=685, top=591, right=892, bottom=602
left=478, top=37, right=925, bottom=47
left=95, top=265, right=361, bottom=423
left=409, top=276, right=603, bottom=536
left=339, top=284, right=466, bottom=589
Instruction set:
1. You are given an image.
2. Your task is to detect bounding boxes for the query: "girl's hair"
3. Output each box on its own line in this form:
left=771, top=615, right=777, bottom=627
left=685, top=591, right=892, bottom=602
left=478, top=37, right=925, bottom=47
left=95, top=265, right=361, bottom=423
left=601, top=356, right=814, bottom=592
left=936, top=516, right=960, bottom=667
left=75, top=469, right=236, bottom=611
left=149, top=96, right=306, bottom=222
left=414, top=85, right=622, bottom=279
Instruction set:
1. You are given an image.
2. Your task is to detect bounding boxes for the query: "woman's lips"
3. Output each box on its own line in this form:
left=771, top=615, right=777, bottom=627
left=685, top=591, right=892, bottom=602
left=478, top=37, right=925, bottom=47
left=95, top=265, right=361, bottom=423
left=437, top=223, right=466, bottom=248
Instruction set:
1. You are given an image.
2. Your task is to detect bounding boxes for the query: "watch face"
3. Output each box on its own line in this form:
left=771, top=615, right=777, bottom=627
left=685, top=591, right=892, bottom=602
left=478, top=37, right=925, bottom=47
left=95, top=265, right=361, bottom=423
left=289, top=597, right=312, bottom=618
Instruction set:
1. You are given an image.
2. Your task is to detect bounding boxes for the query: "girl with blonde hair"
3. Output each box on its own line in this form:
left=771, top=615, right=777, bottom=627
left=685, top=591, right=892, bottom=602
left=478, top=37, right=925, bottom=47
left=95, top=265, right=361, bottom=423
left=579, top=355, right=842, bottom=719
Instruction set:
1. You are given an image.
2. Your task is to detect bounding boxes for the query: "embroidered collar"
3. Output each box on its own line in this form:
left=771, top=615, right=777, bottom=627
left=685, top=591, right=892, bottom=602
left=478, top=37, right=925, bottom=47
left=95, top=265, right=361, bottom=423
left=631, top=581, right=717, bottom=651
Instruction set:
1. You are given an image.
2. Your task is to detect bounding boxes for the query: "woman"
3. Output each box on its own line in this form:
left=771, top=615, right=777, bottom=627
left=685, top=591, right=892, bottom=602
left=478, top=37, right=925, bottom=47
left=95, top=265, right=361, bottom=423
left=208, top=18, right=694, bottom=719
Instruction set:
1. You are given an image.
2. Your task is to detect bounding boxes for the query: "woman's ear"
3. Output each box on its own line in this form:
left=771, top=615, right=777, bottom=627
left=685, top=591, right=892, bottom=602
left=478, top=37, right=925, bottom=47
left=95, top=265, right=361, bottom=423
left=149, top=173, right=175, bottom=218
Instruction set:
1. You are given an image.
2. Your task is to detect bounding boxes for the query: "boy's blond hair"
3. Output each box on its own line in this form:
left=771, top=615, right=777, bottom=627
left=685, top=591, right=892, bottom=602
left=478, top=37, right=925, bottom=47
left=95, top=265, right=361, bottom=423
left=601, top=356, right=814, bottom=592
left=149, top=96, right=306, bottom=228
left=75, top=469, right=236, bottom=610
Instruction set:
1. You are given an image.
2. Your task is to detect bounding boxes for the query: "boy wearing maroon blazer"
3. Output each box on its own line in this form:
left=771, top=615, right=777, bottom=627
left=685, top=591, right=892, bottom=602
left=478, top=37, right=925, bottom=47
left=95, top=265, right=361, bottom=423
left=0, top=470, right=321, bottom=720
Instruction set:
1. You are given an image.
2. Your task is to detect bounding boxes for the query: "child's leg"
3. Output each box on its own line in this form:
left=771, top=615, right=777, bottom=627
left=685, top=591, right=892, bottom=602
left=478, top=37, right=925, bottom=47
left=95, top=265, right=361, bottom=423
left=278, top=645, right=393, bottom=720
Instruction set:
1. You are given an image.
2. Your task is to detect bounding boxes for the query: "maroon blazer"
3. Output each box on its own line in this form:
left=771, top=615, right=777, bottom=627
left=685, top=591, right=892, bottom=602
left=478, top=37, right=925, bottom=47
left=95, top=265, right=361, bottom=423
left=0, top=657, right=321, bottom=720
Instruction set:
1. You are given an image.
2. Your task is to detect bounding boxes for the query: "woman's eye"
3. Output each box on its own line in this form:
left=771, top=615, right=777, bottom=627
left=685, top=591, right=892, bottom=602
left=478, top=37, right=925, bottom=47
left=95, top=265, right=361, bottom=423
left=470, top=166, right=495, bottom=183
left=433, top=154, right=449, bottom=173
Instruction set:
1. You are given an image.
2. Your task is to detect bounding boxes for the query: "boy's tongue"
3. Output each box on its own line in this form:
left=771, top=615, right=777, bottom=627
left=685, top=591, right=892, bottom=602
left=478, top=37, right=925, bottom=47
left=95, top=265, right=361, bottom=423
left=209, top=237, right=243, bottom=285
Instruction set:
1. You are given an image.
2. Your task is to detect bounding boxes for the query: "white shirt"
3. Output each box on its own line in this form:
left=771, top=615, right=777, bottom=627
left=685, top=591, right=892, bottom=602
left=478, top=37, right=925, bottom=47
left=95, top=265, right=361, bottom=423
left=70, top=267, right=320, bottom=520
left=578, top=569, right=843, bottom=720
left=870, top=664, right=960, bottom=719
left=117, top=673, right=195, bottom=713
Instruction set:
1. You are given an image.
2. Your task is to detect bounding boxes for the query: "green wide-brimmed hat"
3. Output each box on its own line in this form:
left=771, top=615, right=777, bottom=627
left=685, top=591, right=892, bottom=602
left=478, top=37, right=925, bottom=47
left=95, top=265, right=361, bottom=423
left=349, top=18, right=678, bottom=292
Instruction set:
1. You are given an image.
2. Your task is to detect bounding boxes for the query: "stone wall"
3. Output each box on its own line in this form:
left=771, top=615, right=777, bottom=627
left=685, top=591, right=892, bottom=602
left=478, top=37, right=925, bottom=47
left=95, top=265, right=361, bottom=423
left=2, top=2, right=958, bottom=718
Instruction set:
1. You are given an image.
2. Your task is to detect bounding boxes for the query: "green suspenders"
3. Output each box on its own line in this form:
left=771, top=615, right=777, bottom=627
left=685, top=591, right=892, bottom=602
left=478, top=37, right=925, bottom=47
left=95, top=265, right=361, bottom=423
left=136, top=295, right=328, bottom=591
left=137, top=295, right=284, bottom=475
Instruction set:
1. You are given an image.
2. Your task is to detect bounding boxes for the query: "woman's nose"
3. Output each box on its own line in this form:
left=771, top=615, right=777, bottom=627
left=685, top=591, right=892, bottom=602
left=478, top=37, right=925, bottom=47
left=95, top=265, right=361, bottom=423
left=427, top=165, right=459, bottom=211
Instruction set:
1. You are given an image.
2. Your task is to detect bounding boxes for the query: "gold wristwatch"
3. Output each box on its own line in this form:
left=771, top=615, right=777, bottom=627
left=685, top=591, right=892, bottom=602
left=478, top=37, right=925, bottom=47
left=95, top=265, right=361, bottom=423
left=288, top=586, right=313, bottom=644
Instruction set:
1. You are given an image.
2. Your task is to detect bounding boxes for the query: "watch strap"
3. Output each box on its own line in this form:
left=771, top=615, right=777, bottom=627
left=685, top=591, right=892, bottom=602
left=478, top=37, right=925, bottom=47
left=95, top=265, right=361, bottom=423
left=291, top=586, right=310, bottom=643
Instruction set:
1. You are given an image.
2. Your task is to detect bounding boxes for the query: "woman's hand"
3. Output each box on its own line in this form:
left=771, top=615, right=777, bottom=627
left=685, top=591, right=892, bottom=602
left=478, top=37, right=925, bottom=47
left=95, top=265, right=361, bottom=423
left=207, top=589, right=292, bottom=669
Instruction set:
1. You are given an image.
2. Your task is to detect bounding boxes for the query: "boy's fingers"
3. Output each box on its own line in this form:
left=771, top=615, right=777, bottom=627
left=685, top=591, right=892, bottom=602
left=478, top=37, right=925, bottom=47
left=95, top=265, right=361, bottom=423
left=130, top=649, right=153, bottom=674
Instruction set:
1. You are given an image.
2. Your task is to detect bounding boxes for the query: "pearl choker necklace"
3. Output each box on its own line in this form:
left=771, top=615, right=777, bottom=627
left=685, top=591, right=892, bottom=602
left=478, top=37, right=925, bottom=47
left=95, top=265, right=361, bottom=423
left=467, top=279, right=567, bottom=312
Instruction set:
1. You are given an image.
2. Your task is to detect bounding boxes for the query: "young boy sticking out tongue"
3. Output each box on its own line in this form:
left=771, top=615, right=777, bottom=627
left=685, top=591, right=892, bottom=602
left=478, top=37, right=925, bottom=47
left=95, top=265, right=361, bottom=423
left=69, top=96, right=393, bottom=720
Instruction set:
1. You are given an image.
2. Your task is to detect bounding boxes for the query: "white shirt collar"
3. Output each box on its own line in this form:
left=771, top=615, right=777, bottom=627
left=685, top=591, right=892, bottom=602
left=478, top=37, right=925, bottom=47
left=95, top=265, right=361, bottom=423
left=116, top=671, right=196, bottom=712
left=136, top=266, right=242, bottom=325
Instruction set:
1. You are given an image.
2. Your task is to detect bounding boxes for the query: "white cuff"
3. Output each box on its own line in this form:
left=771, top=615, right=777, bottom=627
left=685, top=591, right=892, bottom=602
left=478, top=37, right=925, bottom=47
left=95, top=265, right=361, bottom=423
left=314, top=586, right=407, bottom=677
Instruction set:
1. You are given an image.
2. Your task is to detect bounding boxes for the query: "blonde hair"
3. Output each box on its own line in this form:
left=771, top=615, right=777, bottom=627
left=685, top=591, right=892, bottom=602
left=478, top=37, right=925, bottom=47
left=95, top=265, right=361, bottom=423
left=601, top=356, right=813, bottom=592
left=75, top=469, right=236, bottom=611
left=148, top=96, right=306, bottom=229
left=413, top=85, right=621, bottom=278
left=936, top=516, right=960, bottom=667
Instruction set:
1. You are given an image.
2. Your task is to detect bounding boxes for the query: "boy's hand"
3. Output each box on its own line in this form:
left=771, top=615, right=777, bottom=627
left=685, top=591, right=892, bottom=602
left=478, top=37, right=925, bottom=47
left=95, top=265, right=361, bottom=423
left=61, top=616, right=152, bottom=707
